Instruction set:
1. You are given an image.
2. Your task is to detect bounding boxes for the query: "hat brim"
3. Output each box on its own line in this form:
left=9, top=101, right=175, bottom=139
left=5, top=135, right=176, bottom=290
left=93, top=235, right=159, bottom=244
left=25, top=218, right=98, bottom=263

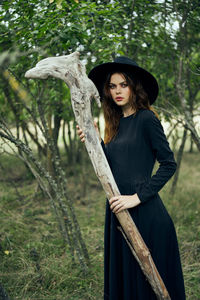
left=88, top=62, right=158, bottom=104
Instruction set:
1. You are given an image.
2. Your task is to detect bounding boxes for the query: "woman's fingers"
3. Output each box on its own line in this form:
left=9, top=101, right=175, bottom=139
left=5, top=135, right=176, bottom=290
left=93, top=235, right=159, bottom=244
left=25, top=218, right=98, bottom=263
left=109, top=197, right=120, bottom=210
left=76, top=122, right=101, bottom=142
left=76, top=125, right=83, bottom=135
left=113, top=202, right=124, bottom=213
left=109, top=196, right=119, bottom=204
left=109, top=194, right=140, bottom=213
left=76, top=125, right=85, bottom=142
left=110, top=197, right=125, bottom=213
left=80, top=133, right=85, bottom=138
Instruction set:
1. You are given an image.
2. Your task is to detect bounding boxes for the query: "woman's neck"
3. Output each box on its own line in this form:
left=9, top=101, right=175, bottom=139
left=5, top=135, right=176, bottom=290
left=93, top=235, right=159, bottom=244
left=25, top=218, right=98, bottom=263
left=122, top=106, right=136, bottom=117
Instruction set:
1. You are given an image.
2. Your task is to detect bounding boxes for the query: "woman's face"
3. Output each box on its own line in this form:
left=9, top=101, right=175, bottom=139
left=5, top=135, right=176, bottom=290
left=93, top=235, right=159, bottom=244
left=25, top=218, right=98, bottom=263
left=109, top=73, right=131, bottom=108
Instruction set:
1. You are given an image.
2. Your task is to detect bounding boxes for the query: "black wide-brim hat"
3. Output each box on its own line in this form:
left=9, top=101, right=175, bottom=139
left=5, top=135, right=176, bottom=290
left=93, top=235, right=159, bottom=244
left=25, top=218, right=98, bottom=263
left=88, top=56, right=159, bottom=104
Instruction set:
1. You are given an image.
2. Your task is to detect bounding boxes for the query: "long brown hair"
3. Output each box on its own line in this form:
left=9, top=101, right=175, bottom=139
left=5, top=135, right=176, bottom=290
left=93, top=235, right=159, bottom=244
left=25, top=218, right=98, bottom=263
left=102, top=71, right=158, bottom=144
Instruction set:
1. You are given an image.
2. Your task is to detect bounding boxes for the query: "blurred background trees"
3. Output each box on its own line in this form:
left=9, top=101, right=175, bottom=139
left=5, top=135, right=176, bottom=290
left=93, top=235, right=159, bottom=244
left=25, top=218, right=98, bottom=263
left=1, top=0, right=199, bottom=152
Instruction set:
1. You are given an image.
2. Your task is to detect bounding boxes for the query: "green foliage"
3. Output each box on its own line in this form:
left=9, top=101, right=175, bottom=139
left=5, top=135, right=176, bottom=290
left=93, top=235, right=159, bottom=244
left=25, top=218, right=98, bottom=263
left=0, top=0, right=199, bottom=124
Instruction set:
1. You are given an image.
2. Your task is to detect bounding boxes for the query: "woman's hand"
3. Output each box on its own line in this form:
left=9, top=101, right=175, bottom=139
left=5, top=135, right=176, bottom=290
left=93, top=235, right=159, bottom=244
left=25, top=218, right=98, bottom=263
left=109, top=194, right=141, bottom=214
left=76, top=121, right=101, bottom=143
left=76, top=125, right=86, bottom=142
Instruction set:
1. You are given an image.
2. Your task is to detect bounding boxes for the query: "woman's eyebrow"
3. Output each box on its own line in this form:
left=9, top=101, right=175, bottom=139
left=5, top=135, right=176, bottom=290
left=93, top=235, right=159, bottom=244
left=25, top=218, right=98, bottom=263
left=109, top=81, right=127, bottom=85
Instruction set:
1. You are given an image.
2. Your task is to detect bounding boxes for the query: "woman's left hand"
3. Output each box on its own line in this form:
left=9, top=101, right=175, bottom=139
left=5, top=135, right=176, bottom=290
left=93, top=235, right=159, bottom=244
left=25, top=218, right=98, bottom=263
left=109, top=194, right=141, bottom=214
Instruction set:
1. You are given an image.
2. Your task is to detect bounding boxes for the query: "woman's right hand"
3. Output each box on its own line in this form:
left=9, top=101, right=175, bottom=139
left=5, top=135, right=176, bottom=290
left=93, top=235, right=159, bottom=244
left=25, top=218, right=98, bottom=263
left=76, top=121, right=101, bottom=143
left=76, top=125, right=86, bottom=143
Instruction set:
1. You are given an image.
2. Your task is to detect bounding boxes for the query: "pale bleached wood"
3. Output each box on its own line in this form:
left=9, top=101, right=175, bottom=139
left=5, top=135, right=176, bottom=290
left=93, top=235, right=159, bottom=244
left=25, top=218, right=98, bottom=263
left=25, top=52, right=171, bottom=300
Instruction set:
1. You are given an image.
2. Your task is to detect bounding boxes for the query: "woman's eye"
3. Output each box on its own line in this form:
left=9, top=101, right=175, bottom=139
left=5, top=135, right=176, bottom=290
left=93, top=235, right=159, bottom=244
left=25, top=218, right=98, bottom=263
left=109, top=84, right=115, bottom=89
left=121, top=83, right=128, bottom=88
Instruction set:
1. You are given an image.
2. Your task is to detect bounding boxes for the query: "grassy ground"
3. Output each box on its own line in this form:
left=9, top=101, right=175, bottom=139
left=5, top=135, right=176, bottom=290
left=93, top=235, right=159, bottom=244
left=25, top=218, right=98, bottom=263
left=0, top=152, right=200, bottom=299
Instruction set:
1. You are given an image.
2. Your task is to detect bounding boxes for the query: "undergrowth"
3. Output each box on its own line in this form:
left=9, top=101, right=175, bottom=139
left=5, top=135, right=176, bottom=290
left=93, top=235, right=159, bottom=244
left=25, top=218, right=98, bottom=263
left=0, top=152, right=200, bottom=299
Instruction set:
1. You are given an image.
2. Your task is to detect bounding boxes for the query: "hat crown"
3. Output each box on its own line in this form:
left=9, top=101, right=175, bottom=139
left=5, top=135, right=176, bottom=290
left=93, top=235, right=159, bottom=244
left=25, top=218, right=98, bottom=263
left=114, top=56, right=138, bottom=67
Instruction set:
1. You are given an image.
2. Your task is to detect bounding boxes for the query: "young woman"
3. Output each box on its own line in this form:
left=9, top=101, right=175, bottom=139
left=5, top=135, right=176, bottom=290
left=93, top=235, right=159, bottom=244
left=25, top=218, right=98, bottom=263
left=77, top=57, right=185, bottom=300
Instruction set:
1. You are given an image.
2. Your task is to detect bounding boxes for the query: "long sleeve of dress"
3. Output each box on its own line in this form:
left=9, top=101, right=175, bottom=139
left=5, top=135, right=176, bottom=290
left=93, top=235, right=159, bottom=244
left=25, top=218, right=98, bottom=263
left=136, top=111, right=177, bottom=203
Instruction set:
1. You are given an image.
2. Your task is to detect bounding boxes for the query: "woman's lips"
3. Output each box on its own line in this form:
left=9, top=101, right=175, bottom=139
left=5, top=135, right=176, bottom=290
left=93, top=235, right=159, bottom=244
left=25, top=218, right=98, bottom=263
left=115, top=97, right=123, bottom=101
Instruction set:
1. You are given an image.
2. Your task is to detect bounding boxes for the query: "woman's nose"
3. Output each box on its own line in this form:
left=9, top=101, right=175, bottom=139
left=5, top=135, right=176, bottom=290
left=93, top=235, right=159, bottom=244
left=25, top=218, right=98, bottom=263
left=116, top=85, right=121, bottom=94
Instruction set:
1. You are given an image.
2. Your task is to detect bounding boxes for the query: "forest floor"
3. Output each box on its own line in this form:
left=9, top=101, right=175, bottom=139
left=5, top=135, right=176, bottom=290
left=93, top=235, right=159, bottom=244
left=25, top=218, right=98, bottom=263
left=0, top=151, right=200, bottom=300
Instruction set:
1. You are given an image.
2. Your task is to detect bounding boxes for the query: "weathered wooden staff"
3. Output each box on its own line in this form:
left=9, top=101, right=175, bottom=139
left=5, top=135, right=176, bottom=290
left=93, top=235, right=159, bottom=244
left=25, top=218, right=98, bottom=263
left=25, top=51, right=170, bottom=300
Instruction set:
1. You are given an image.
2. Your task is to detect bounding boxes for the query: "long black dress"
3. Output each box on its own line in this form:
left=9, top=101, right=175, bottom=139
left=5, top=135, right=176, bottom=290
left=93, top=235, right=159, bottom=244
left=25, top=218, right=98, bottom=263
left=102, top=109, right=185, bottom=300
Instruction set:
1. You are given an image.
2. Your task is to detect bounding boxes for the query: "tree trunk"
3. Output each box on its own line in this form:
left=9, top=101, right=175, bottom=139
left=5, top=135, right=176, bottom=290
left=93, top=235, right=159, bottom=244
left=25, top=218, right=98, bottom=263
left=47, top=111, right=54, bottom=177
left=62, top=120, right=70, bottom=158
left=170, top=128, right=187, bottom=195
left=53, top=107, right=62, bottom=158
left=189, top=133, right=194, bottom=153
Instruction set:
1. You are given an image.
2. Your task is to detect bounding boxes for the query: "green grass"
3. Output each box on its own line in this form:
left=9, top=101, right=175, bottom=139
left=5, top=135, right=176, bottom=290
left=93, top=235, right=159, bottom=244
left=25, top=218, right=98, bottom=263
left=161, top=152, right=200, bottom=300
left=0, top=152, right=200, bottom=299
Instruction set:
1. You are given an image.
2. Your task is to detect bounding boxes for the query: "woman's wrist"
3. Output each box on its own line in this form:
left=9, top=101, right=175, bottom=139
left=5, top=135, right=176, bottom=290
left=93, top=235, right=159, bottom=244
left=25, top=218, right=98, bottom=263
left=133, top=193, right=141, bottom=206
